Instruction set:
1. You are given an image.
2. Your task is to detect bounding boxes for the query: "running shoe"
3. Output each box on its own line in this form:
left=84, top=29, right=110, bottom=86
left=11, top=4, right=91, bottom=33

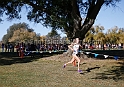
left=78, top=70, right=82, bottom=73
left=63, top=64, right=66, bottom=68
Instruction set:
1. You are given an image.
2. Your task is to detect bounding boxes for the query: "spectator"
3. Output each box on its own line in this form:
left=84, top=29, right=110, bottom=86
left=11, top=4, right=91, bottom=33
left=5, top=44, right=7, bottom=52
left=37, top=43, right=40, bottom=51
left=1, top=43, right=4, bottom=52
left=7, top=43, right=10, bottom=52
left=15, top=43, right=20, bottom=52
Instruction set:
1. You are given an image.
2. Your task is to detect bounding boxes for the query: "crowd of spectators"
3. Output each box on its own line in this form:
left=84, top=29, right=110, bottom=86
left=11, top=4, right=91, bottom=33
left=82, top=43, right=124, bottom=50
left=1, top=42, right=124, bottom=52
left=1, top=42, right=14, bottom=52
left=1, top=42, right=68, bottom=52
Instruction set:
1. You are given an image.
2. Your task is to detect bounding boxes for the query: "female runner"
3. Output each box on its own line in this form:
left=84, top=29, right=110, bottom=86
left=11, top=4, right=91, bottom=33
left=63, top=38, right=82, bottom=72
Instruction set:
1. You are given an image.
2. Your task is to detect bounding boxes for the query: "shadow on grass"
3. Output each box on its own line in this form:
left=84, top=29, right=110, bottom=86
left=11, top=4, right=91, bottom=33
left=85, top=66, right=100, bottom=72
left=79, top=66, right=100, bottom=75
left=91, top=60, right=124, bottom=82
left=0, top=57, right=38, bottom=65
left=0, top=52, right=57, bottom=66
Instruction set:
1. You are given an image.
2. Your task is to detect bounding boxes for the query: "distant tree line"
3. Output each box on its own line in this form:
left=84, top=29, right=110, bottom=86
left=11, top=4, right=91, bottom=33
left=1, top=22, right=124, bottom=46
left=85, top=25, right=124, bottom=45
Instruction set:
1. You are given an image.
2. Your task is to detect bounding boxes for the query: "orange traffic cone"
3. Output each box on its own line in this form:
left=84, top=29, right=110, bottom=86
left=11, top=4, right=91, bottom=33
left=72, top=59, right=76, bottom=66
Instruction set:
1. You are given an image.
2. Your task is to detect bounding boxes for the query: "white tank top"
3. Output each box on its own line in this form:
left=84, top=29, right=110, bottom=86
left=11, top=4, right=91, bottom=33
left=73, top=44, right=79, bottom=54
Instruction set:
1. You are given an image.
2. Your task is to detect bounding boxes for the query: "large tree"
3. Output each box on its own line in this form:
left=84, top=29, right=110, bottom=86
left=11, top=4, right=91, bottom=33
left=2, top=22, right=39, bottom=43
left=0, top=0, right=121, bottom=40
left=8, top=28, right=39, bottom=43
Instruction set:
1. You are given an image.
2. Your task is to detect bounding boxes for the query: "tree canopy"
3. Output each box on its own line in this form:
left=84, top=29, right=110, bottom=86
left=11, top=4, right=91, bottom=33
left=46, top=29, right=60, bottom=38
left=85, top=25, right=124, bottom=44
left=2, top=22, right=40, bottom=43
left=0, top=0, right=121, bottom=40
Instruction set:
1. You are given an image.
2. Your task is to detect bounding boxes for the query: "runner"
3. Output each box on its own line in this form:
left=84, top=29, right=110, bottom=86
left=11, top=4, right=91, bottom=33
left=63, top=38, right=82, bottom=72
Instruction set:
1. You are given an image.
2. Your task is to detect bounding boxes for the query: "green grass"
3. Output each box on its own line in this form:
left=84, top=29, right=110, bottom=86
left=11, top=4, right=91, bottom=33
left=0, top=54, right=124, bottom=87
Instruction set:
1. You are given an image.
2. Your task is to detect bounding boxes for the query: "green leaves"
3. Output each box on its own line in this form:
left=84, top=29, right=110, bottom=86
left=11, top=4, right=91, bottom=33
left=85, top=25, right=124, bottom=44
left=0, top=0, right=121, bottom=40
left=2, top=22, right=37, bottom=43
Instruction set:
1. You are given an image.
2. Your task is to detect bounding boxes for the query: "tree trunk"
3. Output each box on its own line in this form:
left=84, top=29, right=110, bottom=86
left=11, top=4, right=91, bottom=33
left=71, top=0, right=82, bottom=39
left=71, top=0, right=104, bottom=40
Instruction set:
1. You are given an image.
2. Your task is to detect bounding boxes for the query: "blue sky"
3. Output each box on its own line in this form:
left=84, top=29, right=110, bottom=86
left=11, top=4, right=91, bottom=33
left=0, top=0, right=124, bottom=40
left=94, top=0, right=124, bottom=31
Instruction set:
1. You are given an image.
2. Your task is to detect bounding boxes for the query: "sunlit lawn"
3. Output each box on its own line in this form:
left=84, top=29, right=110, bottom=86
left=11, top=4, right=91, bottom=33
left=0, top=54, right=124, bottom=87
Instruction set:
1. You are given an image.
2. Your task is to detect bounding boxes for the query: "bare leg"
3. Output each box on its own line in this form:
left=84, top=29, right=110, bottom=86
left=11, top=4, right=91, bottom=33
left=73, top=55, right=81, bottom=71
left=63, top=55, right=82, bottom=72
left=65, top=56, right=75, bottom=65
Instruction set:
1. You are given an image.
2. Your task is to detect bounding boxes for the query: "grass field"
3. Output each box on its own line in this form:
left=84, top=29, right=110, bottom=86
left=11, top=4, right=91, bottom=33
left=0, top=53, right=124, bottom=87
